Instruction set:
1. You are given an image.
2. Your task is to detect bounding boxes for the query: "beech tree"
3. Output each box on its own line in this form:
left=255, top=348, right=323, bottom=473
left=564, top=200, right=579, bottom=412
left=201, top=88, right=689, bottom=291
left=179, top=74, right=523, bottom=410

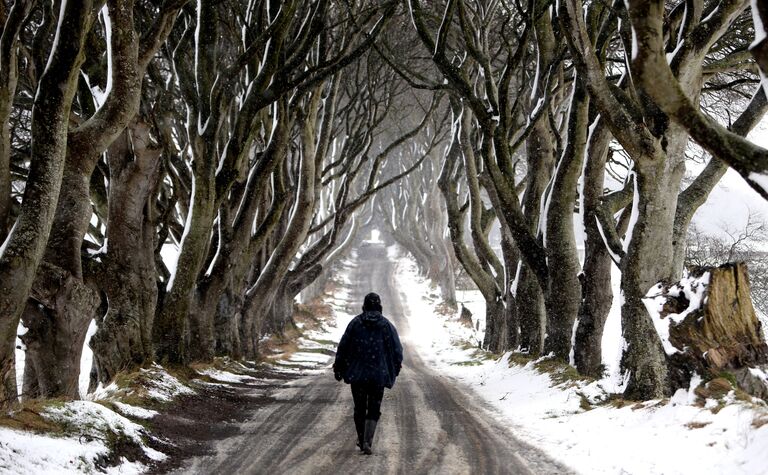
left=0, top=0, right=95, bottom=404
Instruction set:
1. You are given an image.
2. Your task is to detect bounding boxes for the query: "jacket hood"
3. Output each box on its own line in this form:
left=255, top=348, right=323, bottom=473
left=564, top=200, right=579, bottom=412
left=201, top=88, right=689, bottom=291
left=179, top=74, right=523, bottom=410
left=360, top=310, right=383, bottom=324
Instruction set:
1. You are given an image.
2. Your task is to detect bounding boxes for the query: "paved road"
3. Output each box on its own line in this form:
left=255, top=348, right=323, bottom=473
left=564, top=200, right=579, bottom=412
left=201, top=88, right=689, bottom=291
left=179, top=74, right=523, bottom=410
left=173, top=245, right=571, bottom=474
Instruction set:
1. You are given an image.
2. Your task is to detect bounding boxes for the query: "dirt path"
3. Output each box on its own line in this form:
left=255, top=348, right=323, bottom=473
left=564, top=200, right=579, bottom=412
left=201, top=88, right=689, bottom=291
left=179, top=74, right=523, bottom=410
left=167, top=245, right=571, bottom=474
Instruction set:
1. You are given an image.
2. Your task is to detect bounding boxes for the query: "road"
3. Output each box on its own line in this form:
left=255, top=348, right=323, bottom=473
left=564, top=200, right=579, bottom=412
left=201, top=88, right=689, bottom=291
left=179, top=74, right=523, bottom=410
left=172, top=245, right=571, bottom=474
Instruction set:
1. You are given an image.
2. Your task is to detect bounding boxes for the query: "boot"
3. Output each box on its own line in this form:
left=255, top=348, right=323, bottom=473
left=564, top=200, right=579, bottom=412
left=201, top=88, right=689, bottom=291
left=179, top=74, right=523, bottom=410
left=354, top=415, right=365, bottom=451
left=362, top=419, right=378, bottom=455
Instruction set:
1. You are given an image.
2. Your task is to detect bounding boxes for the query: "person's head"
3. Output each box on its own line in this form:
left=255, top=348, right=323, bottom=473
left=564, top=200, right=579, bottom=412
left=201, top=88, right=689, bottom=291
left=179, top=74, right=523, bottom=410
left=363, top=292, right=382, bottom=312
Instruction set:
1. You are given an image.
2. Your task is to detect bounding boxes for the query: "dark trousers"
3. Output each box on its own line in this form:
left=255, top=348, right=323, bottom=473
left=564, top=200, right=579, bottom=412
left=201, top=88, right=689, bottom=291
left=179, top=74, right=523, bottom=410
left=351, top=382, right=384, bottom=421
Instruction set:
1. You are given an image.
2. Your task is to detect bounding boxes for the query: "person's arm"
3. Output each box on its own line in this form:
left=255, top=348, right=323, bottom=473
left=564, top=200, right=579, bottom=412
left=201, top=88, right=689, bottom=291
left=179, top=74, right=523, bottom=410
left=389, top=322, right=403, bottom=375
left=333, top=320, right=354, bottom=380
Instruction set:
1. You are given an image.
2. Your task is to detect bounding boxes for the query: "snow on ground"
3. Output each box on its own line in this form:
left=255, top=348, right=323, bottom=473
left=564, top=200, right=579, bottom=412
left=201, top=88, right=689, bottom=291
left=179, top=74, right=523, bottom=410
left=0, top=400, right=164, bottom=474
left=0, top=425, right=145, bottom=475
left=394, top=250, right=768, bottom=475
left=198, top=369, right=257, bottom=383
left=2, top=364, right=196, bottom=473
left=45, top=401, right=166, bottom=462
left=112, top=401, right=159, bottom=420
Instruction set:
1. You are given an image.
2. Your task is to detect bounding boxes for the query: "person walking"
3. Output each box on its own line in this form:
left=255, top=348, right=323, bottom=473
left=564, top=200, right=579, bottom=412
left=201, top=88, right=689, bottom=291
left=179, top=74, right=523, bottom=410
left=333, top=292, right=403, bottom=455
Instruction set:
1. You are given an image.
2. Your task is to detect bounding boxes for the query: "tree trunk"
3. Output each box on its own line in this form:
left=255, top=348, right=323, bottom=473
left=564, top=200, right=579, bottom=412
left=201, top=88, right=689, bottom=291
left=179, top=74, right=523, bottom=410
left=19, top=156, right=106, bottom=399
left=21, top=352, right=39, bottom=399
left=620, top=150, right=685, bottom=399
left=483, top=296, right=508, bottom=353
left=501, top=233, right=520, bottom=350
left=437, top=107, right=502, bottom=353
left=214, top=286, right=243, bottom=358
left=0, top=0, right=92, bottom=405
left=516, top=106, right=556, bottom=356
left=518, top=265, right=546, bottom=355
left=19, top=262, right=101, bottom=398
left=90, top=122, right=161, bottom=383
left=241, top=94, right=321, bottom=358
left=543, top=79, right=589, bottom=360
left=154, top=0, right=220, bottom=365
left=753, top=1, right=768, bottom=95
left=574, top=115, right=613, bottom=376
left=154, top=134, right=217, bottom=364
left=265, top=286, right=297, bottom=336
left=427, top=187, right=457, bottom=307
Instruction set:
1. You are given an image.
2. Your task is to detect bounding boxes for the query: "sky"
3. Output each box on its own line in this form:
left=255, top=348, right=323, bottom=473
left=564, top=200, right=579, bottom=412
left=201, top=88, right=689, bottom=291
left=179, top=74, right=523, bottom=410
left=691, top=118, right=768, bottom=239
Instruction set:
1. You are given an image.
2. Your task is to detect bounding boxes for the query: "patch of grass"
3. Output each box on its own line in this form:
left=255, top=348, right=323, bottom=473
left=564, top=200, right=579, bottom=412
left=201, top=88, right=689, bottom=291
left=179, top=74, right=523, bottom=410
left=534, top=357, right=591, bottom=387
left=473, top=349, right=496, bottom=361
left=1, top=397, right=152, bottom=471
left=460, top=341, right=480, bottom=351
left=107, top=364, right=196, bottom=409
left=93, top=401, right=153, bottom=432
left=717, top=371, right=738, bottom=388
left=578, top=393, right=593, bottom=411
left=260, top=335, right=300, bottom=362
left=734, top=388, right=754, bottom=403
left=507, top=352, right=536, bottom=367
left=93, top=429, right=146, bottom=470
left=710, top=401, right=727, bottom=414
left=294, top=299, right=335, bottom=329
left=0, top=400, right=67, bottom=434
left=323, top=279, right=343, bottom=296
left=195, top=357, right=263, bottom=377
left=163, top=364, right=199, bottom=384
left=685, top=421, right=712, bottom=430
left=602, top=394, right=635, bottom=409
left=457, top=342, right=494, bottom=363
left=451, top=360, right=483, bottom=367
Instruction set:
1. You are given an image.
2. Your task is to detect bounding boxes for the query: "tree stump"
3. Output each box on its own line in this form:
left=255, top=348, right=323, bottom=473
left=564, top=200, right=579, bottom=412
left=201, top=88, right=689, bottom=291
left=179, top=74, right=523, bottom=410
left=648, top=263, right=768, bottom=398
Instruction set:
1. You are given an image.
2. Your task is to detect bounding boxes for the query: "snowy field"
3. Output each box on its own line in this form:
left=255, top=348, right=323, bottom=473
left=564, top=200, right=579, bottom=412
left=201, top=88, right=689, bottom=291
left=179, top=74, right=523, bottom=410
left=393, top=249, right=768, bottom=475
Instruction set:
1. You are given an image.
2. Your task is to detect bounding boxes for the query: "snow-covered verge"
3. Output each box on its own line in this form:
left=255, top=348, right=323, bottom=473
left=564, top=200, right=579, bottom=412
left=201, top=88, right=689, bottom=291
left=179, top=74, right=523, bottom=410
left=0, top=395, right=168, bottom=473
left=0, top=362, right=197, bottom=474
left=394, top=251, right=768, bottom=475
left=0, top=257, right=358, bottom=474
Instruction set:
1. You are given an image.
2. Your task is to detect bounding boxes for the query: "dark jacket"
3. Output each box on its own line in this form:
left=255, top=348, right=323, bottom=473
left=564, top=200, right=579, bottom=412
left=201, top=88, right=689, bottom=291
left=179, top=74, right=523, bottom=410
left=333, top=311, right=403, bottom=389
